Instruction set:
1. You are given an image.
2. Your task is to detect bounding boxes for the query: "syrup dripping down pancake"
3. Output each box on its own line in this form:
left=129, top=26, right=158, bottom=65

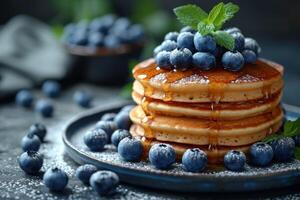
left=132, top=58, right=283, bottom=103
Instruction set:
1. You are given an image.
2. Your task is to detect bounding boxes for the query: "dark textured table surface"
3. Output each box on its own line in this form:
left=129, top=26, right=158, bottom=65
left=1, top=84, right=300, bottom=200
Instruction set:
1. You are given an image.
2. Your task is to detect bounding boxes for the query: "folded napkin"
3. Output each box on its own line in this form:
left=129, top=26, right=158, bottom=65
left=0, top=15, right=70, bottom=99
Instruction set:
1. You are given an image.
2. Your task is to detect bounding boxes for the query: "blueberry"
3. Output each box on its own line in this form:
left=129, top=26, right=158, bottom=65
left=95, top=121, right=117, bottom=139
left=101, top=113, right=116, bottom=121
left=224, top=150, right=246, bottom=171
left=231, top=32, right=245, bottom=51
left=149, top=143, right=176, bottom=169
left=153, top=45, right=162, bottom=57
left=170, top=48, right=192, bottom=69
left=111, top=129, right=131, bottom=147
left=112, top=17, right=131, bottom=31
left=127, top=24, right=145, bottom=43
left=177, top=32, right=195, bottom=51
left=114, top=112, right=132, bottom=130
left=271, top=137, right=295, bottom=162
left=249, top=142, right=273, bottom=166
left=164, top=32, right=179, bottom=42
left=75, top=164, right=98, bottom=185
left=89, top=15, right=116, bottom=34
left=192, top=52, right=216, bottom=70
left=89, top=171, right=119, bottom=196
left=15, top=90, right=34, bottom=108
left=84, top=128, right=108, bottom=151
left=225, top=27, right=241, bottom=34
left=180, top=26, right=196, bottom=33
left=156, top=51, right=171, bottom=69
left=88, top=32, right=104, bottom=47
left=29, top=123, right=47, bottom=141
left=244, top=38, right=260, bottom=55
left=118, top=137, right=143, bottom=161
left=294, top=136, right=300, bottom=146
left=42, top=81, right=61, bottom=98
left=104, top=35, right=120, bottom=49
left=43, top=168, right=68, bottom=192
left=120, top=105, right=135, bottom=113
left=242, top=50, right=257, bottom=64
left=182, top=148, right=207, bottom=172
left=74, top=90, right=93, bottom=108
left=70, top=30, right=88, bottom=46
left=35, top=100, right=54, bottom=118
left=21, top=133, right=41, bottom=152
left=18, top=151, right=43, bottom=174
left=221, top=51, right=245, bottom=72
left=193, top=33, right=216, bottom=54
left=213, top=46, right=225, bottom=59
left=160, top=40, right=177, bottom=52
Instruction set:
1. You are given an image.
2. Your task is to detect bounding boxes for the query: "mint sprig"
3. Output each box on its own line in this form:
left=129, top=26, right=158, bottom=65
left=263, top=118, right=300, bottom=143
left=173, top=2, right=240, bottom=50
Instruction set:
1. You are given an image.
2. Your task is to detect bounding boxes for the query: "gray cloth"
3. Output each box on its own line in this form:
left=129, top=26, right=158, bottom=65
left=0, top=15, right=70, bottom=97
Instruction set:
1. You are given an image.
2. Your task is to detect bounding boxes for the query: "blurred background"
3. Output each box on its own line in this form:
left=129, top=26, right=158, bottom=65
left=0, top=0, right=299, bottom=105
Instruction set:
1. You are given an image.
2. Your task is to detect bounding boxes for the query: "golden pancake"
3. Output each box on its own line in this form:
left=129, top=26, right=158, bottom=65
left=129, top=105, right=283, bottom=146
left=130, top=125, right=250, bottom=164
left=132, top=58, right=283, bottom=103
left=132, top=90, right=282, bottom=120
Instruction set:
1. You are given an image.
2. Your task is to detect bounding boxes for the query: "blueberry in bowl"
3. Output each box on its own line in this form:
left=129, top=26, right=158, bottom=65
left=62, top=14, right=145, bottom=85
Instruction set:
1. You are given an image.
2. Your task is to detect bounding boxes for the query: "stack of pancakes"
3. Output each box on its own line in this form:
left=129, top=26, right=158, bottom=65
left=129, top=58, right=284, bottom=164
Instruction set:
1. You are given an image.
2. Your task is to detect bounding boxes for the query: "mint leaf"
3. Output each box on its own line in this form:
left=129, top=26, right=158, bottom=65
left=262, top=134, right=283, bottom=143
left=295, top=147, right=300, bottom=160
left=208, top=2, right=240, bottom=30
left=283, top=118, right=300, bottom=137
left=213, top=31, right=235, bottom=50
left=197, top=22, right=215, bottom=36
left=174, top=4, right=208, bottom=29
left=207, top=3, right=224, bottom=25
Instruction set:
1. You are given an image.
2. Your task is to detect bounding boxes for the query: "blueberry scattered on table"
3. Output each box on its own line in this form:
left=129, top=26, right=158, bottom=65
left=89, top=171, right=119, bottom=196
left=111, top=129, right=131, bottom=147
left=74, top=90, right=93, bottom=108
left=18, top=151, right=43, bottom=175
left=182, top=148, right=207, bottom=172
left=114, top=111, right=132, bottom=130
left=84, top=128, right=108, bottom=151
left=29, top=123, right=47, bottom=141
left=149, top=143, right=176, bottom=169
left=118, top=137, right=143, bottom=162
left=15, top=90, right=34, bottom=108
left=43, top=167, right=69, bottom=192
left=101, top=113, right=116, bottom=121
left=271, top=137, right=295, bottom=162
left=35, top=99, right=54, bottom=118
left=249, top=142, right=273, bottom=166
left=75, top=164, right=98, bottom=185
left=42, top=80, right=61, bottom=98
left=224, top=150, right=246, bottom=172
left=21, top=133, right=41, bottom=152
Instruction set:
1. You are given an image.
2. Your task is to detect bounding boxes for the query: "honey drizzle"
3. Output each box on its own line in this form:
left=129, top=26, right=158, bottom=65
left=132, top=59, right=282, bottom=147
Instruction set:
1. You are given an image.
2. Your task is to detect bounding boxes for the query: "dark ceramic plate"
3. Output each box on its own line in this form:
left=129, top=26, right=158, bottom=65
left=62, top=102, right=300, bottom=192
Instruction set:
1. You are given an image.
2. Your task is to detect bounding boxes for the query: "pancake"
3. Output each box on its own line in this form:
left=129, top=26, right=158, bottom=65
left=129, top=105, right=283, bottom=146
left=132, top=90, right=282, bottom=120
left=130, top=125, right=250, bottom=164
left=132, top=58, right=284, bottom=103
